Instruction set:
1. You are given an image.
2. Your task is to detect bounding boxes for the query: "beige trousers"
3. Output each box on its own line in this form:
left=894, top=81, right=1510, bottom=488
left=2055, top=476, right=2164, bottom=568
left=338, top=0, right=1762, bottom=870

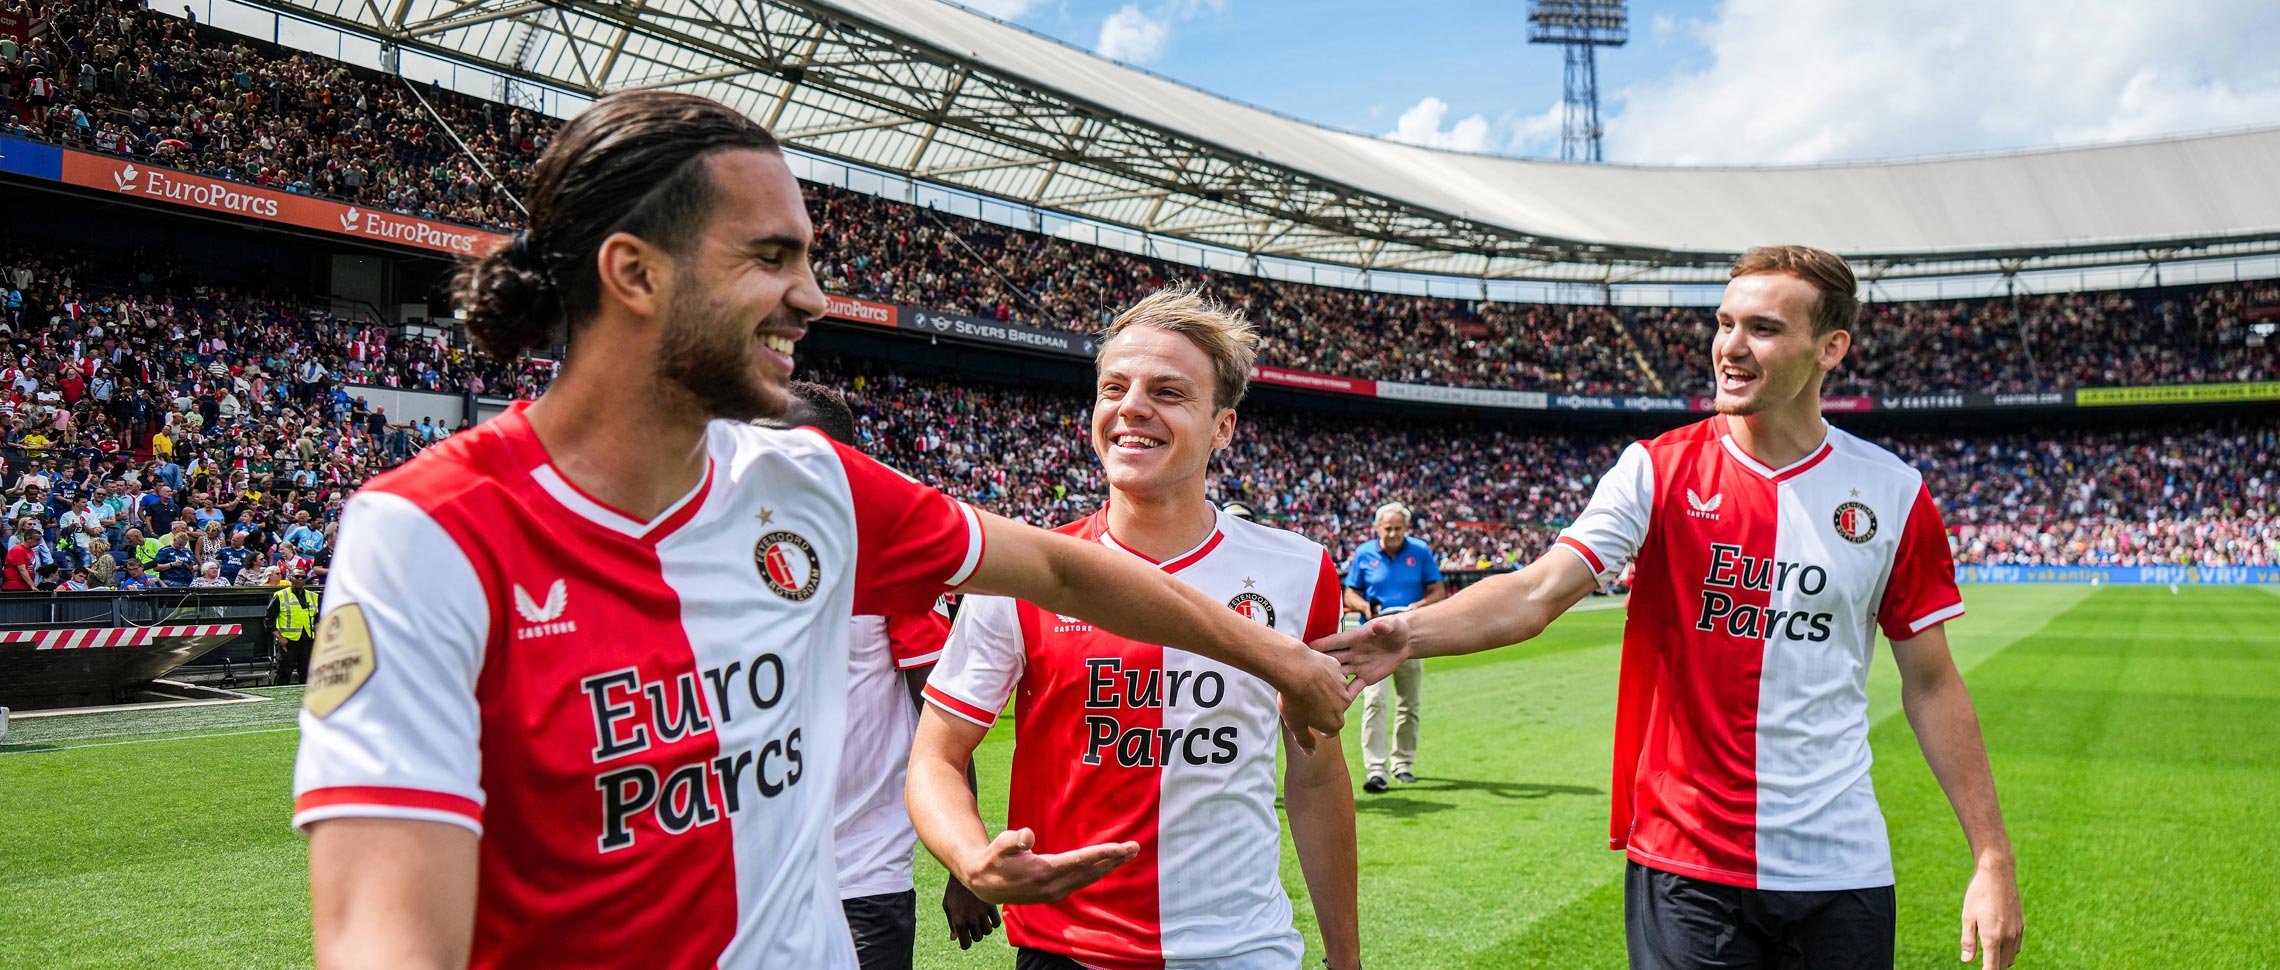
left=1361, top=658, right=1423, bottom=777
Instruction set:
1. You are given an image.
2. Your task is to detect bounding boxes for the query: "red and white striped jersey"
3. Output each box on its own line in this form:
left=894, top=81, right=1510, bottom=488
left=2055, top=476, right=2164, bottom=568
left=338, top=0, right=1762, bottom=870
left=290, top=402, right=982, bottom=969
left=1558, top=415, right=1964, bottom=891
left=833, top=601, right=953, bottom=899
left=924, top=508, right=1342, bottom=970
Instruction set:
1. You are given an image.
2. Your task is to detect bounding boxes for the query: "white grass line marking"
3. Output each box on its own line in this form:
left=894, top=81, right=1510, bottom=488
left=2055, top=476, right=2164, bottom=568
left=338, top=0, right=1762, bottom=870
left=0, top=726, right=298, bottom=755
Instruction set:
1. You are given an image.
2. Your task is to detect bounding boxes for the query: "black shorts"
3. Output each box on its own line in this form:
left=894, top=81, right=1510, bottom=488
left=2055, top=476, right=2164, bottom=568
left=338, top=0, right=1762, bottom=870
left=1625, top=860, right=1894, bottom=970
left=1015, top=948, right=1087, bottom=970
left=842, top=889, right=916, bottom=970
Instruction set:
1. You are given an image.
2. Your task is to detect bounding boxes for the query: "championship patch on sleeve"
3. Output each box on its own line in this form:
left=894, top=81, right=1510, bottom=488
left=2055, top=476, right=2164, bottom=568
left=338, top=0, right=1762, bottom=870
left=303, top=603, right=378, bottom=719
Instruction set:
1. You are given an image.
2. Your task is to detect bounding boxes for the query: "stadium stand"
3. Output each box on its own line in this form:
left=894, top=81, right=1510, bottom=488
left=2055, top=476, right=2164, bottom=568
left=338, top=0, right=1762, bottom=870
left=0, top=0, right=540, bottom=229
left=800, top=353, right=2278, bottom=570
left=0, top=1, right=2271, bottom=582
left=0, top=236, right=560, bottom=590
left=4, top=0, right=2273, bottom=399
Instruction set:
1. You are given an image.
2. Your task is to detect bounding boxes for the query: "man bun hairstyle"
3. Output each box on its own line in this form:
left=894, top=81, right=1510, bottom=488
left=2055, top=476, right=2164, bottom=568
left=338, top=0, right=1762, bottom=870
left=1730, top=245, right=1861, bottom=337
left=452, top=91, right=782, bottom=359
left=1097, top=284, right=1259, bottom=410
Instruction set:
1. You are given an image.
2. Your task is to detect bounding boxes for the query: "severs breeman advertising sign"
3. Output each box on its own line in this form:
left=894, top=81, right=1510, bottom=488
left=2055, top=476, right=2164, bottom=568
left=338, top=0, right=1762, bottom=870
left=54, top=148, right=506, bottom=257
left=900, top=308, right=1094, bottom=357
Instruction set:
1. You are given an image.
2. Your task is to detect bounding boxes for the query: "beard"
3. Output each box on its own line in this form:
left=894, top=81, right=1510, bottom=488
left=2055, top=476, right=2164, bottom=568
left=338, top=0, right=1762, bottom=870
left=654, top=283, right=786, bottom=423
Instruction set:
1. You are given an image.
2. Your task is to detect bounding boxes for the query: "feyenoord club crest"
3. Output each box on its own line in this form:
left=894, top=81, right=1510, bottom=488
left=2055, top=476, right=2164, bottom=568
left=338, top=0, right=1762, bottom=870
left=1228, top=592, right=1276, bottom=626
left=1832, top=501, right=1878, bottom=544
left=755, top=531, right=821, bottom=601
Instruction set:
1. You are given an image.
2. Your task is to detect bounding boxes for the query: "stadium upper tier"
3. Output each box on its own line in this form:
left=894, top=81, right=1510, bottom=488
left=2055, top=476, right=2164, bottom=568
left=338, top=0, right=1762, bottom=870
left=216, top=0, right=2280, bottom=280
left=6, top=0, right=2274, bottom=398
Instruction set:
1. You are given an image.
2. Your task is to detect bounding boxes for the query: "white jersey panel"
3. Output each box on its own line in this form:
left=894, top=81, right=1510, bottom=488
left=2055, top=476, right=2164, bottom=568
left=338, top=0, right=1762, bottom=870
left=291, top=491, right=490, bottom=833
left=836, top=615, right=923, bottom=897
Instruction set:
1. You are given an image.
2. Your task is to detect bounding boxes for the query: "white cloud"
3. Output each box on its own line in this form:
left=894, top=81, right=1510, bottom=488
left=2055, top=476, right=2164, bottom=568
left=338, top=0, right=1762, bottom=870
left=1387, top=97, right=1495, bottom=152
left=1606, top=0, right=2280, bottom=165
left=1648, top=13, right=1676, bottom=39
left=1502, top=101, right=1566, bottom=156
left=1099, top=5, right=1171, bottom=62
left=951, top=0, right=1040, bottom=19
left=1095, top=0, right=1227, bottom=65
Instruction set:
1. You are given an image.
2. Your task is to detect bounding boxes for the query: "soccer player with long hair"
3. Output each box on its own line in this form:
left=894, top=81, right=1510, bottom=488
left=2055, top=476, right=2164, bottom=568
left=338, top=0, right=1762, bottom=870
left=292, top=92, right=1357, bottom=970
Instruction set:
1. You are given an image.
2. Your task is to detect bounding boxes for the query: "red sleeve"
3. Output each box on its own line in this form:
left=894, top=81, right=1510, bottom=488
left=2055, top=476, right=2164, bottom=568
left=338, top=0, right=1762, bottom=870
left=1878, top=483, right=1966, bottom=641
left=834, top=441, right=982, bottom=617
left=885, top=600, right=952, bottom=670
left=1304, top=549, right=1343, bottom=642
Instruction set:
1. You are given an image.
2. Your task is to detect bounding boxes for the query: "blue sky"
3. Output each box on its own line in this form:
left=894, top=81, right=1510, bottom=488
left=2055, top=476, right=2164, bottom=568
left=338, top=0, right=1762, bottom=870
left=946, top=0, right=2280, bottom=165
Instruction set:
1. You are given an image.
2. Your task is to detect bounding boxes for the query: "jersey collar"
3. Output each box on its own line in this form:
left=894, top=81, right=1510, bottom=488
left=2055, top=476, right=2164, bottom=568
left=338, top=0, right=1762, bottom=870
left=495, top=401, right=715, bottom=543
left=1087, top=506, right=1226, bottom=574
left=1717, top=415, right=1836, bottom=484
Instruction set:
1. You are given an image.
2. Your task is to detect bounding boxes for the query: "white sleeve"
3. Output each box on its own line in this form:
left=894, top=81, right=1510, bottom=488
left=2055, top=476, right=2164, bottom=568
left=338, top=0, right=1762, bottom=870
left=290, top=491, right=491, bottom=836
left=1556, top=442, right=1656, bottom=586
left=920, top=594, right=1025, bottom=728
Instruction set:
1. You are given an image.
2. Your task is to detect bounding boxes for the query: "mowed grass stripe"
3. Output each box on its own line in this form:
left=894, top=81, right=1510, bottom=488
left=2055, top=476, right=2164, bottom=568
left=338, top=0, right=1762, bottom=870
left=1879, top=586, right=2280, bottom=969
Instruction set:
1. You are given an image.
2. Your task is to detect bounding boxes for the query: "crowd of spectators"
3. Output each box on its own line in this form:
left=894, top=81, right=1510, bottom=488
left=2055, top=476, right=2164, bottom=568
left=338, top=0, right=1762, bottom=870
left=806, top=179, right=2280, bottom=397
left=0, top=0, right=539, bottom=228
left=1892, top=424, right=2279, bottom=568
left=5, top=0, right=2272, bottom=400
left=803, top=352, right=2280, bottom=570
left=0, top=237, right=543, bottom=591
left=0, top=231, right=2266, bottom=589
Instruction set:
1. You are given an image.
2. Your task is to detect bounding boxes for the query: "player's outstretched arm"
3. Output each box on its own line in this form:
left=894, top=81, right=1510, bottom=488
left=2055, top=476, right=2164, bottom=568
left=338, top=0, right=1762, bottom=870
left=1313, top=547, right=1600, bottom=683
left=907, top=706, right=1139, bottom=905
left=963, top=511, right=1357, bottom=740
left=1283, top=726, right=1360, bottom=970
left=1892, top=625, right=2022, bottom=970
left=899, top=666, right=1000, bottom=949
left=308, top=817, right=477, bottom=970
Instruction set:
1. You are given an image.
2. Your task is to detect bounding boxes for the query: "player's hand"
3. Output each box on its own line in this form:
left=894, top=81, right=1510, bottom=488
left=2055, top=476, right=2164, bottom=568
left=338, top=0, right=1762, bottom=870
left=960, top=827, right=1137, bottom=905
left=1277, top=646, right=1359, bottom=753
left=1960, top=857, right=2022, bottom=969
left=941, top=876, right=1000, bottom=949
left=1310, top=613, right=1413, bottom=686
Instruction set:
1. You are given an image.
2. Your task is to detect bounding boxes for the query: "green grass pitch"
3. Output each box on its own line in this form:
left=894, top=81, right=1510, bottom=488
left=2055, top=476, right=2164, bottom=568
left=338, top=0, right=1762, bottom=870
left=3, top=585, right=2278, bottom=967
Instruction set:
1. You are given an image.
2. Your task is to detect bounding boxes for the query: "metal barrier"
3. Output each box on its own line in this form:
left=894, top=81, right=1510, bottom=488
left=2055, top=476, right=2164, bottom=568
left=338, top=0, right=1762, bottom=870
left=0, top=587, right=317, bottom=691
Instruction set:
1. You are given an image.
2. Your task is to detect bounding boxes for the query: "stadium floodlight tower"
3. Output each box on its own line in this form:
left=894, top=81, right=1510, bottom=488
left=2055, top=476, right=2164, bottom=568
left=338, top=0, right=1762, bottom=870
left=1528, top=0, right=1628, bottom=162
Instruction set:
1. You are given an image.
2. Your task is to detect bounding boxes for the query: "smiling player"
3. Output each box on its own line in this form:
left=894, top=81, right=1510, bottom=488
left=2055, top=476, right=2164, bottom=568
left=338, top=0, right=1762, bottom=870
left=909, top=288, right=1362, bottom=970
left=1318, top=246, right=2024, bottom=970
left=290, top=93, right=1358, bottom=970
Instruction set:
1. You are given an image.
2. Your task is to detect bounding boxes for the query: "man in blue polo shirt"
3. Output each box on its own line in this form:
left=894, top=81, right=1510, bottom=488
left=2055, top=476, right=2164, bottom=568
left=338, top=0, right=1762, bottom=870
left=1343, top=502, right=1445, bottom=793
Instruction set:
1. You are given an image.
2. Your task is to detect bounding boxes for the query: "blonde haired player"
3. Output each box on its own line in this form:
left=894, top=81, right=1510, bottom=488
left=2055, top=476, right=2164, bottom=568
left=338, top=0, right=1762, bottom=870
left=910, top=287, right=1362, bottom=970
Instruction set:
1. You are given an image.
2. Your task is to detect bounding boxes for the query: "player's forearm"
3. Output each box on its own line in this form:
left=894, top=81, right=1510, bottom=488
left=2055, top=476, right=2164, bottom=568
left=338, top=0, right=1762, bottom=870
left=1285, top=745, right=1360, bottom=968
left=906, top=718, right=995, bottom=885
left=1408, top=554, right=1595, bottom=659
left=1902, top=665, right=2014, bottom=867
left=976, top=526, right=1307, bottom=691
left=1405, top=573, right=1550, bottom=659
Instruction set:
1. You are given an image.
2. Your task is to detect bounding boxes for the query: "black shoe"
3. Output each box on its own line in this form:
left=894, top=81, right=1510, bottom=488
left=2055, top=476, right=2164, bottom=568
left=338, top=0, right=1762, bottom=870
left=1394, top=770, right=1415, bottom=785
left=1363, top=774, right=1388, bottom=793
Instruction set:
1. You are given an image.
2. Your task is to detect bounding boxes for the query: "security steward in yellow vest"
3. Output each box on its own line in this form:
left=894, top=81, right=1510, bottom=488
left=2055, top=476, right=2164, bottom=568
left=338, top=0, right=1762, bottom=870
left=268, top=569, right=321, bottom=685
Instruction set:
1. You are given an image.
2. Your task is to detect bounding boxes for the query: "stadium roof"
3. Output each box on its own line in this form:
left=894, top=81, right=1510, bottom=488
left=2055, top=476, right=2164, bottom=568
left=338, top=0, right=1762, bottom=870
left=250, top=0, right=2280, bottom=284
